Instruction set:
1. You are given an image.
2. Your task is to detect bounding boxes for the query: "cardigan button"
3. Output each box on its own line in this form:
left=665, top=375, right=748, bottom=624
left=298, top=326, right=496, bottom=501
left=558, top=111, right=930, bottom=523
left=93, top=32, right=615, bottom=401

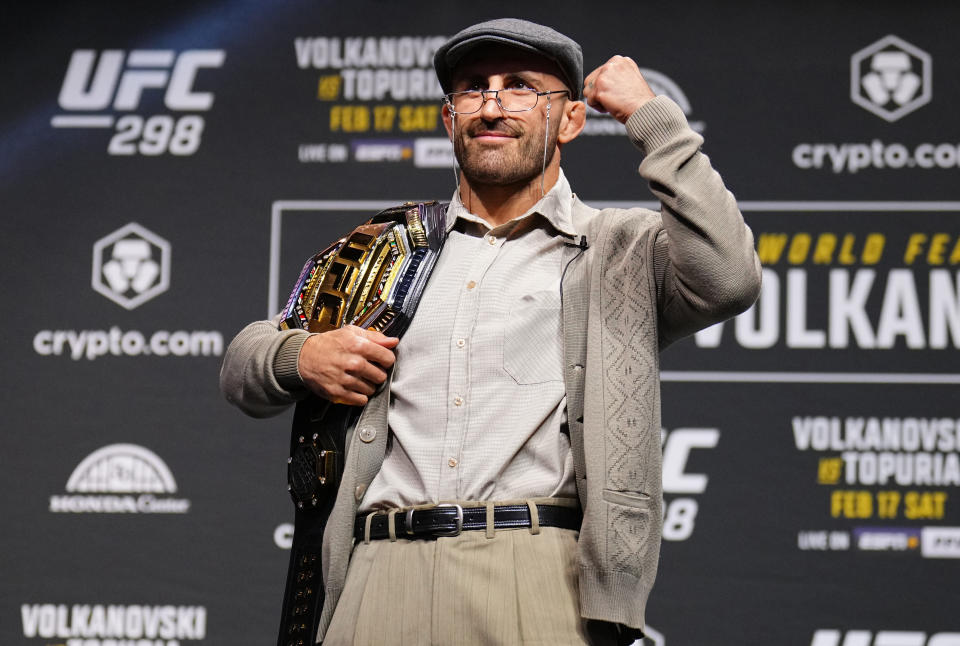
left=358, top=426, right=376, bottom=443
left=355, top=484, right=367, bottom=501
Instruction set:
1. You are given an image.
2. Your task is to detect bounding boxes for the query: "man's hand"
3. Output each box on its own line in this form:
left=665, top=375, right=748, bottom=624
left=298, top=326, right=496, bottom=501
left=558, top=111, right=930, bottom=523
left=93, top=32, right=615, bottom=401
left=582, top=55, right=656, bottom=124
left=297, top=326, right=399, bottom=406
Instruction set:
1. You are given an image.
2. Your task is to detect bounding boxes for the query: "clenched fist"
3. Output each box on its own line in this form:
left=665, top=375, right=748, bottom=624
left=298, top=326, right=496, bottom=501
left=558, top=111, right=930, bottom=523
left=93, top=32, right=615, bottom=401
left=582, top=55, right=656, bottom=123
left=298, top=325, right=399, bottom=406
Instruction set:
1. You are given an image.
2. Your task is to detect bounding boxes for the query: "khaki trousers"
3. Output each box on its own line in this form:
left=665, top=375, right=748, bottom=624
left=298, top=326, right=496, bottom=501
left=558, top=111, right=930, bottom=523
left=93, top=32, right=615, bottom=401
left=323, top=501, right=616, bottom=646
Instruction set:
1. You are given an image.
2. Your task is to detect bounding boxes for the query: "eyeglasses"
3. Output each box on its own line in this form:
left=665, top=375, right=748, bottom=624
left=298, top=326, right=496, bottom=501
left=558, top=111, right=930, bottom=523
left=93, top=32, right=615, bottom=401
left=443, top=88, right=570, bottom=115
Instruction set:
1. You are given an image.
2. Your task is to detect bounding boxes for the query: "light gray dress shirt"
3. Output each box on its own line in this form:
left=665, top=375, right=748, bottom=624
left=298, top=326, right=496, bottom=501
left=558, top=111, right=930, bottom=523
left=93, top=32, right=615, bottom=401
left=359, top=172, right=581, bottom=511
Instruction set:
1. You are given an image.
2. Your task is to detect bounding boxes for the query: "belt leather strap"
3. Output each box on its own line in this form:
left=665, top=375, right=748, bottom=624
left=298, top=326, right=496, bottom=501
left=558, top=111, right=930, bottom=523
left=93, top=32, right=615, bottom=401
left=355, top=503, right=582, bottom=541
left=276, top=202, right=448, bottom=646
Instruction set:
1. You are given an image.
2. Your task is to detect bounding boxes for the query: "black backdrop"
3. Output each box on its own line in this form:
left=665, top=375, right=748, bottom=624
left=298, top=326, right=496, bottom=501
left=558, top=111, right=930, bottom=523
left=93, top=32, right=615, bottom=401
left=3, top=2, right=958, bottom=645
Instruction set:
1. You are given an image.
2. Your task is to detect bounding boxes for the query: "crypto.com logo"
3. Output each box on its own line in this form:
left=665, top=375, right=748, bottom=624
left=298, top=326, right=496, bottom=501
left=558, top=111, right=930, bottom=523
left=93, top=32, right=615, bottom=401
left=851, top=35, right=931, bottom=122
left=92, top=222, right=170, bottom=309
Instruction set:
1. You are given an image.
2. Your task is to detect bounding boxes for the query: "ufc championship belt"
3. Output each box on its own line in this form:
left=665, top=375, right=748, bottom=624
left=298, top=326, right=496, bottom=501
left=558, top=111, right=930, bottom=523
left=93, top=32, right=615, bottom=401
left=276, top=201, right=447, bottom=646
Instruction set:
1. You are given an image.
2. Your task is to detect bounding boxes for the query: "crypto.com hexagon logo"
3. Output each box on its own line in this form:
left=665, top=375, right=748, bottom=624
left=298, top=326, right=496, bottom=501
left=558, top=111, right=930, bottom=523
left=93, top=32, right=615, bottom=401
left=92, top=222, right=170, bottom=309
left=851, top=35, right=931, bottom=122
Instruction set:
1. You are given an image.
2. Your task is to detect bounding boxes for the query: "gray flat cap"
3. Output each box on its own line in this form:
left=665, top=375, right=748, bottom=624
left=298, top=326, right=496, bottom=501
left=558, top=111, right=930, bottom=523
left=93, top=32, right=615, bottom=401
left=434, top=18, right=583, bottom=100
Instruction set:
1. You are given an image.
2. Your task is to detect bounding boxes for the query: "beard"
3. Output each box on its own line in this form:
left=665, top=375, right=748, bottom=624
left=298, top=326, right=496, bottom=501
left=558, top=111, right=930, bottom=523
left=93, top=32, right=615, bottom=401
left=452, top=110, right=561, bottom=187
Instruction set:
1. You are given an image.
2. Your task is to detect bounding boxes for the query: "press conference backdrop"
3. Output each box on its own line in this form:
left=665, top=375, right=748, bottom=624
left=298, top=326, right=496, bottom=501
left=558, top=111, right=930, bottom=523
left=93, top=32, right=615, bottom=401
left=3, top=1, right=958, bottom=645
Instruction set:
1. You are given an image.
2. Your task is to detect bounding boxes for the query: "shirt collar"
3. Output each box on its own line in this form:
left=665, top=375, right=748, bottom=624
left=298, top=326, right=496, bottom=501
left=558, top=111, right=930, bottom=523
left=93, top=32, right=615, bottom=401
left=445, top=169, right=577, bottom=237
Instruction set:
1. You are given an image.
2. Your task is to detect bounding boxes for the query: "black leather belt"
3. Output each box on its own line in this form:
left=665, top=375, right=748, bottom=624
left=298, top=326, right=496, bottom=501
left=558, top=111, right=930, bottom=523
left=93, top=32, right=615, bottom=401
left=354, top=503, right=582, bottom=541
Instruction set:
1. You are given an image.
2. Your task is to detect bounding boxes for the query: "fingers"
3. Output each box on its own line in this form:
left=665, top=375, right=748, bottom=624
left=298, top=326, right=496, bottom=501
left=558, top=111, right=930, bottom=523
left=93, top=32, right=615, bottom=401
left=297, top=326, right=399, bottom=405
left=324, top=381, right=372, bottom=407
left=582, top=68, right=602, bottom=112
left=354, top=326, right=401, bottom=348
left=583, top=55, right=628, bottom=104
left=343, top=326, right=398, bottom=370
left=341, top=351, right=388, bottom=386
left=582, top=55, right=653, bottom=123
left=329, top=374, right=379, bottom=406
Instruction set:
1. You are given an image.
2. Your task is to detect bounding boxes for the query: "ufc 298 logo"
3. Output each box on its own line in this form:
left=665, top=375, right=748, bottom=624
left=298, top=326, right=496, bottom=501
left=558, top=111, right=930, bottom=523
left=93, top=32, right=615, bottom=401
left=52, top=49, right=225, bottom=156
left=661, top=427, right=719, bottom=542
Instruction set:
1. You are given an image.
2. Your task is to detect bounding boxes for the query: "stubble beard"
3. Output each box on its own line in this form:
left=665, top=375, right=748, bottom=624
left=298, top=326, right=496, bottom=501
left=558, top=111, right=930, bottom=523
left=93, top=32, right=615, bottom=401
left=454, top=115, right=560, bottom=188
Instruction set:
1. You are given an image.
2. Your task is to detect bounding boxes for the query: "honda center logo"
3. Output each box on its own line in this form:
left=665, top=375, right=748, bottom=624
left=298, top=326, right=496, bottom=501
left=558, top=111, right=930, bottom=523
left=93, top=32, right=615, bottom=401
left=851, top=35, right=931, bottom=122
left=50, top=443, right=191, bottom=513
left=641, top=69, right=705, bottom=133
left=581, top=68, right=704, bottom=136
left=92, top=222, right=170, bottom=309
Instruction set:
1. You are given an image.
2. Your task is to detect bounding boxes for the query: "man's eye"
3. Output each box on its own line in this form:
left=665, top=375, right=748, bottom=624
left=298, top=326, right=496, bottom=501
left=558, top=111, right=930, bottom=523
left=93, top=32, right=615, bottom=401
left=508, top=81, right=534, bottom=90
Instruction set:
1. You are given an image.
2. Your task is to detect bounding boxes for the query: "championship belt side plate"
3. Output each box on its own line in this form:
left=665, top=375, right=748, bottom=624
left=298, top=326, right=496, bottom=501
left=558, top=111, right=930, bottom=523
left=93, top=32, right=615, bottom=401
left=276, top=200, right=447, bottom=646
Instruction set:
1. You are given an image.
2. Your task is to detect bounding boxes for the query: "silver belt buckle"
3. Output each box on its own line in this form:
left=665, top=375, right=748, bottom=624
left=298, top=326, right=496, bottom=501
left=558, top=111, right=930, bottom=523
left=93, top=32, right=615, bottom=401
left=434, top=503, right=463, bottom=537
left=405, top=503, right=463, bottom=537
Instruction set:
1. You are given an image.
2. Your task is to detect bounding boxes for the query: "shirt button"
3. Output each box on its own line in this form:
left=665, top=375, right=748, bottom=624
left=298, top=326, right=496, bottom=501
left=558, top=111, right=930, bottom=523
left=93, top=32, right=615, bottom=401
left=456, top=338, right=466, bottom=348
left=466, top=280, right=476, bottom=290
left=453, top=396, right=464, bottom=407
left=448, top=458, right=458, bottom=468
left=487, top=236, right=497, bottom=245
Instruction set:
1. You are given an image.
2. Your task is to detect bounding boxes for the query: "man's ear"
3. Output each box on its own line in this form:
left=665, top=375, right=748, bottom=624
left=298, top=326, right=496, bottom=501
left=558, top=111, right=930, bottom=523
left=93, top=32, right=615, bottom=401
left=558, top=100, right=586, bottom=144
left=441, top=103, right=454, bottom=140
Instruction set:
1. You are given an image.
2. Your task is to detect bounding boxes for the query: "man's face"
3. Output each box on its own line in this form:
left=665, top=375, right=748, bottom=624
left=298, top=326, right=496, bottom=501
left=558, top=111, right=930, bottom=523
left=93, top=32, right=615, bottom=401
left=444, top=49, right=570, bottom=187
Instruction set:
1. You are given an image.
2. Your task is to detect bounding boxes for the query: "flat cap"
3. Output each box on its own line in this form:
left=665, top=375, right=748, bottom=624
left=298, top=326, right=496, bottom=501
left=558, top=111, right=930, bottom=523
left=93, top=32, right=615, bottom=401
left=434, top=18, right=583, bottom=100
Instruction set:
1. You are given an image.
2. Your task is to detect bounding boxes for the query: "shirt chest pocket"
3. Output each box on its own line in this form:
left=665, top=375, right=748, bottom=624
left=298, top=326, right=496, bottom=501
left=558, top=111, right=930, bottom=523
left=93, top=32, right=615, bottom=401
left=501, top=288, right=564, bottom=385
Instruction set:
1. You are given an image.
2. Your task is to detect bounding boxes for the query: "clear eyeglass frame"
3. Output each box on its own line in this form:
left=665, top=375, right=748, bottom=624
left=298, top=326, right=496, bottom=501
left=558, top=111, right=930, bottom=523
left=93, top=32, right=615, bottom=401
left=443, top=88, right=570, bottom=115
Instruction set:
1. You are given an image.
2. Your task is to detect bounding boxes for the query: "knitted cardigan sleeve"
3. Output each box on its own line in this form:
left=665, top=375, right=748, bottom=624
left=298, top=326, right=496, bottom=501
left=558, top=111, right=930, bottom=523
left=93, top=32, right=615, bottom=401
left=624, top=95, right=762, bottom=347
left=218, top=316, right=312, bottom=418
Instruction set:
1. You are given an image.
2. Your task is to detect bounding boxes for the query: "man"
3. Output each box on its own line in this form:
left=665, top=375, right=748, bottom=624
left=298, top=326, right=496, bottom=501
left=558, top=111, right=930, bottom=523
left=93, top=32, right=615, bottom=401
left=221, top=18, right=761, bottom=646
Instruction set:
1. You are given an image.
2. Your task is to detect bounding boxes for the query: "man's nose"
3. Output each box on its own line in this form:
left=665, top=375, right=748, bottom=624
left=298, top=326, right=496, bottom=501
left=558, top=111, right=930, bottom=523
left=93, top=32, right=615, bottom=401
left=478, top=90, right=504, bottom=118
